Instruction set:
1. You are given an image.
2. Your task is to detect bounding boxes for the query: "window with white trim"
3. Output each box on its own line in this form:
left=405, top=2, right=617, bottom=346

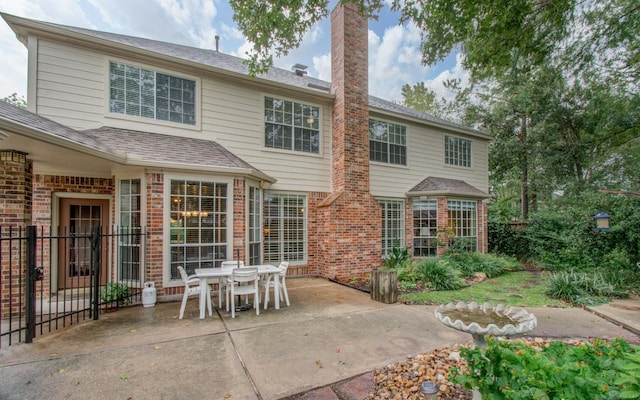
left=379, top=199, right=405, bottom=256
left=447, top=200, right=477, bottom=252
left=109, top=61, right=196, bottom=125
left=412, top=199, right=438, bottom=257
left=369, top=119, right=407, bottom=165
left=263, top=193, right=306, bottom=263
left=170, top=180, right=228, bottom=278
left=264, top=97, right=320, bottom=153
left=119, top=179, right=142, bottom=281
left=445, top=136, right=472, bottom=167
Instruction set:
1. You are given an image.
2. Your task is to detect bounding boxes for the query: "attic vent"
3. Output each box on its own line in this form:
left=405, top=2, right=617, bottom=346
left=292, top=63, right=308, bottom=76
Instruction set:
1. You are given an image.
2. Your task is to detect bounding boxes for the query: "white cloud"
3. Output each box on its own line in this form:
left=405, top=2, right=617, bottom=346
left=313, top=53, right=331, bottom=82
left=423, top=53, right=471, bottom=104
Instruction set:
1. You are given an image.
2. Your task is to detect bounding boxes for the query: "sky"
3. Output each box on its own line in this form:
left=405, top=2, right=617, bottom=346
left=0, top=0, right=468, bottom=105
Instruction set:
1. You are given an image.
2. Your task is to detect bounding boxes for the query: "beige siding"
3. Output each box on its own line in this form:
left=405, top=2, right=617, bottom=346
left=35, top=40, right=105, bottom=129
left=204, top=79, right=333, bottom=192
left=370, top=121, right=489, bottom=197
left=31, top=38, right=486, bottom=197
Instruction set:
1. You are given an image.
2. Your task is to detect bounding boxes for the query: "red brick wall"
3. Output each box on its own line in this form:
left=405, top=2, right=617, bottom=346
left=232, top=178, right=246, bottom=262
left=0, top=151, right=32, bottom=318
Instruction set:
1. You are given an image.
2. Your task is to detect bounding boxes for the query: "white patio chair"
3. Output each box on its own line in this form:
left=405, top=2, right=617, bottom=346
left=177, top=266, right=211, bottom=319
left=218, top=260, right=243, bottom=308
left=226, top=267, right=259, bottom=318
left=261, top=261, right=290, bottom=309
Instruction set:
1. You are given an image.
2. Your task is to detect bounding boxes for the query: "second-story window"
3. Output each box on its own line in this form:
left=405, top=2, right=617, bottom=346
left=445, top=135, right=472, bottom=167
left=264, top=96, right=320, bottom=154
left=369, top=119, right=407, bottom=165
left=109, top=61, right=196, bottom=125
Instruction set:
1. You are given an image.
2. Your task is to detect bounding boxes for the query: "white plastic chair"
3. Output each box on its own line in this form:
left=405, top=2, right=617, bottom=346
left=226, top=267, right=259, bottom=318
left=177, top=266, right=212, bottom=319
left=261, top=261, right=290, bottom=309
left=218, top=260, right=243, bottom=308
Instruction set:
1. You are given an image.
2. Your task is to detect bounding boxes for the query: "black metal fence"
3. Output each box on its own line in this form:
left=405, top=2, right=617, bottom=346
left=0, top=225, right=145, bottom=348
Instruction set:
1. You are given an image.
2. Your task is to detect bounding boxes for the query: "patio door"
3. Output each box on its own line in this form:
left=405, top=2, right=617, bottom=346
left=58, top=198, right=109, bottom=290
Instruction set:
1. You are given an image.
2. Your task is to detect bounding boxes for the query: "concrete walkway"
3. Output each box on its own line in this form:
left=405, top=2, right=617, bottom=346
left=0, top=278, right=638, bottom=400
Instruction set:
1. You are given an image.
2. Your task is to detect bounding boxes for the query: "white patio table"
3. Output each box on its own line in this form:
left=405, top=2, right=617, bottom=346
left=194, top=264, right=282, bottom=319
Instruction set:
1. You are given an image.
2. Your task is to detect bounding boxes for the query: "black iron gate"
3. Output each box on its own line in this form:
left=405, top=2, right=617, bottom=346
left=0, top=225, right=145, bottom=348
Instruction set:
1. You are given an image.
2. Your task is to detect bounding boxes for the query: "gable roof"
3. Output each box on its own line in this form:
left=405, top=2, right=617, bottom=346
left=408, top=176, right=489, bottom=199
left=1, top=12, right=490, bottom=140
left=0, top=101, right=274, bottom=181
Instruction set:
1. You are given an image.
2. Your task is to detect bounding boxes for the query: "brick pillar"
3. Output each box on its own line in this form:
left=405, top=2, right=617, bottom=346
left=145, top=172, right=164, bottom=292
left=436, top=196, right=448, bottom=257
left=318, top=4, right=381, bottom=279
left=0, top=150, right=32, bottom=319
left=232, top=179, right=246, bottom=262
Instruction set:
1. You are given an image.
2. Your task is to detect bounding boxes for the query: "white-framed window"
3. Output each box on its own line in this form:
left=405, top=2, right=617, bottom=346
left=445, top=135, right=472, bottom=167
left=263, top=193, right=306, bottom=263
left=118, top=179, right=143, bottom=282
left=369, top=119, right=407, bottom=165
left=169, top=180, right=228, bottom=278
left=379, top=199, right=405, bottom=256
left=412, top=199, right=438, bottom=257
left=248, top=186, right=263, bottom=266
left=109, top=61, right=196, bottom=125
left=448, top=200, right=477, bottom=252
left=264, top=96, right=320, bottom=154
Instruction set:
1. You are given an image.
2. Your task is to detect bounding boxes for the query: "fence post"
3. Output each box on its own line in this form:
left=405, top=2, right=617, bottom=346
left=91, top=225, right=101, bottom=320
left=25, top=225, right=36, bottom=343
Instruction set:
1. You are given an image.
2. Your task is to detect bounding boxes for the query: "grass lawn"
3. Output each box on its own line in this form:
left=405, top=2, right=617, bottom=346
left=400, top=270, right=569, bottom=308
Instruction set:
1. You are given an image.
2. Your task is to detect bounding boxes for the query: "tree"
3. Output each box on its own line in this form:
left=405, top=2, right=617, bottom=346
left=1, top=93, right=26, bottom=109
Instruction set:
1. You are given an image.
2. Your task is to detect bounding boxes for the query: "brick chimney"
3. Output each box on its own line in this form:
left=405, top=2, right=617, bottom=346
left=317, top=4, right=382, bottom=279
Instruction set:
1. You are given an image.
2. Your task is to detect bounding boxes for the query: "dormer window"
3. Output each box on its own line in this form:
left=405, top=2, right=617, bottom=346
left=109, top=62, right=196, bottom=125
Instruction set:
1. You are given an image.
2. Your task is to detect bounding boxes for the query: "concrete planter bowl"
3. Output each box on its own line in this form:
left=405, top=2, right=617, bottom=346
left=435, top=301, right=537, bottom=348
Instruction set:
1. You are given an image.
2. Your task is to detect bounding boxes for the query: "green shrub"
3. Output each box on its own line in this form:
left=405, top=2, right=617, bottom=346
left=488, top=222, right=530, bottom=259
left=395, top=261, right=423, bottom=285
left=382, top=244, right=410, bottom=269
left=453, top=337, right=637, bottom=400
left=445, top=252, right=522, bottom=278
left=417, top=258, right=465, bottom=290
left=545, top=270, right=622, bottom=305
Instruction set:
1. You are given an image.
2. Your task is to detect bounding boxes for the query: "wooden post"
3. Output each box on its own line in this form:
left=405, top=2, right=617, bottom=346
left=370, top=270, right=397, bottom=304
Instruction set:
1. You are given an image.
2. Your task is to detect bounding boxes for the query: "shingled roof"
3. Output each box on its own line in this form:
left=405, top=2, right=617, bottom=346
left=408, top=176, right=489, bottom=198
left=0, top=101, right=271, bottom=179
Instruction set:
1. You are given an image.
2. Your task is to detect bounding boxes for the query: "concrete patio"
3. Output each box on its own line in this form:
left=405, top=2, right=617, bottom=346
left=1, top=277, right=638, bottom=400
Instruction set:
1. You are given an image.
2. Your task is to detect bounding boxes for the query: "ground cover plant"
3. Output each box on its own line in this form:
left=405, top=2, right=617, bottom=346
left=452, top=337, right=640, bottom=400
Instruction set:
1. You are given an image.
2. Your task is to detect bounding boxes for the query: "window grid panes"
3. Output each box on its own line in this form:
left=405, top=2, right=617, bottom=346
left=412, top=200, right=438, bottom=257
left=379, top=199, right=405, bottom=256
left=264, top=97, right=320, bottom=154
left=263, top=193, right=306, bottom=263
left=369, top=119, right=407, bottom=165
left=110, top=61, right=195, bottom=125
left=119, top=179, right=142, bottom=281
left=447, top=200, right=477, bottom=252
left=248, top=186, right=262, bottom=266
left=445, top=136, right=472, bottom=167
left=170, top=180, right=228, bottom=278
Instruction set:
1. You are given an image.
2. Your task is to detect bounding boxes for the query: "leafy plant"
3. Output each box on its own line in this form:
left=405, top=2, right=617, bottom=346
left=453, top=337, right=636, bottom=400
left=417, top=258, right=465, bottom=290
left=100, top=282, right=130, bottom=304
left=382, top=244, right=410, bottom=269
left=545, top=269, right=623, bottom=306
left=615, top=347, right=640, bottom=399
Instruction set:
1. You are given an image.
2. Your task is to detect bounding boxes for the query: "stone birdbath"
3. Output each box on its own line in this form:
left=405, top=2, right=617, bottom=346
left=435, top=302, right=537, bottom=400
left=435, top=301, right=537, bottom=348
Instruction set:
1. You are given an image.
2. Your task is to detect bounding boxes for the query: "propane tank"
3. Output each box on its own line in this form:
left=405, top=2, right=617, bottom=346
left=142, top=281, right=156, bottom=307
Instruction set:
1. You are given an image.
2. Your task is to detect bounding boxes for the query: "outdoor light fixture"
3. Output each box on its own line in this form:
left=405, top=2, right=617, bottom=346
left=420, top=381, right=439, bottom=400
left=306, top=116, right=315, bottom=125
left=593, top=212, right=611, bottom=231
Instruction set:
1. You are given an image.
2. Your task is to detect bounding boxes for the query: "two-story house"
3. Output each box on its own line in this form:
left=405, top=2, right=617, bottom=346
left=0, top=4, right=490, bottom=302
